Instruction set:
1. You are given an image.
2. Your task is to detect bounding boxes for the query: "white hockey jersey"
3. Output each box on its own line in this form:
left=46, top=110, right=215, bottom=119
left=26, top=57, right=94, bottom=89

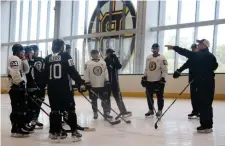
left=8, top=55, right=29, bottom=85
left=84, top=59, right=108, bottom=88
left=144, top=54, right=168, bottom=82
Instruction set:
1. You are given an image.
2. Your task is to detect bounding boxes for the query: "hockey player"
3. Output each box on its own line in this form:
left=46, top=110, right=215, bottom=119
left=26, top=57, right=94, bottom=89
left=141, top=43, right=168, bottom=117
left=24, top=46, right=39, bottom=131
left=66, top=44, right=71, bottom=55
left=29, top=45, right=46, bottom=129
left=84, top=49, right=112, bottom=120
left=173, top=44, right=200, bottom=119
left=104, top=48, right=132, bottom=118
left=166, top=39, right=218, bottom=133
left=44, top=39, right=86, bottom=141
left=8, top=44, right=30, bottom=137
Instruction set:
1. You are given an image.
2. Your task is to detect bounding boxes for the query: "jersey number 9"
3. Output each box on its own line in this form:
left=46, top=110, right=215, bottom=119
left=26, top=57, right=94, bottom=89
left=49, top=64, right=61, bottom=79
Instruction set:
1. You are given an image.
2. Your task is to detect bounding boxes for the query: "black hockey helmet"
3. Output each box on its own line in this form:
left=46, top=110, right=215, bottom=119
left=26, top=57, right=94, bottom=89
left=30, top=45, right=39, bottom=52
left=152, top=43, right=160, bottom=49
left=66, top=44, right=71, bottom=50
left=52, top=39, right=65, bottom=53
left=91, top=49, right=99, bottom=54
left=24, top=46, right=33, bottom=54
left=12, top=44, right=24, bottom=54
left=106, top=48, right=115, bottom=54
left=191, top=43, right=197, bottom=49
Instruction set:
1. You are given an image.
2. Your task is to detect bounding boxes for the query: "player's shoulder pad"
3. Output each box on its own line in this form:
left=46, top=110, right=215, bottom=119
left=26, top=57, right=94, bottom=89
left=159, top=55, right=168, bottom=65
left=146, top=55, right=153, bottom=60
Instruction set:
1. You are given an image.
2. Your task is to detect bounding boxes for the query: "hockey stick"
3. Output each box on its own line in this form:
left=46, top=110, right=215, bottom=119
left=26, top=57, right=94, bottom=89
left=27, top=94, right=49, bottom=116
left=35, top=98, right=96, bottom=132
left=89, top=89, right=131, bottom=124
left=154, top=80, right=193, bottom=129
left=80, top=92, right=121, bottom=125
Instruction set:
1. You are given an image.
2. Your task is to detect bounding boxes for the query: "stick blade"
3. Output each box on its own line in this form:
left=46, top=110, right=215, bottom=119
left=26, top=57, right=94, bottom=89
left=110, top=120, right=121, bottom=125
left=154, top=123, right=158, bottom=129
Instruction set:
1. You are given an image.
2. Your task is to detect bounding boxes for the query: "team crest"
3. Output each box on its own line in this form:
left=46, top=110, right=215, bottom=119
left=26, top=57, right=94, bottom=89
left=149, top=61, right=156, bottom=71
left=10, top=61, right=18, bottom=67
left=93, top=66, right=103, bottom=76
left=34, top=61, right=42, bottom=71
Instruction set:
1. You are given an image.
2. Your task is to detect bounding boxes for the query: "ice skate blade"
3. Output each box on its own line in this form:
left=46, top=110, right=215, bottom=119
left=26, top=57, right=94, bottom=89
left=35, top=126, right=43, bottom=129
left=84, top=127, right=96, bottom=132
left=145, top=115, right=154, bottom=118
left=72, top=137, right=82, bottom=142
left=123, top=113, right=132, bottom=118
left=197, top=129, right=213, bottom=133
left=11, top=133, right=30, bottom=138
left=188, top=116, right=199, bottom=119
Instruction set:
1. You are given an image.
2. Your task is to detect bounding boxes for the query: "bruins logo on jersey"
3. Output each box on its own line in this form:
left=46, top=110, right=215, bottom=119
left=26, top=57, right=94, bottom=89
left=93, top=66, right=103, bottom=76
left=149, top=61, right=157, bottom=71
left=34, top=61, right=42, bottom=71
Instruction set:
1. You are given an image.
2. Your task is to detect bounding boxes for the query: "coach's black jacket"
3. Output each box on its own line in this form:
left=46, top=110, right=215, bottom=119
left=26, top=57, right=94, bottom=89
left=104, top=55, right=122, bottom=86
left=173, top=46, right=218, bottom=86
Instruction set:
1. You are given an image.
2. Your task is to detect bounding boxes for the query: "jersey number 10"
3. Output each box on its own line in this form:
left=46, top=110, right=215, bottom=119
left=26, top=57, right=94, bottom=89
left=49, top=64, right=62, bottom=79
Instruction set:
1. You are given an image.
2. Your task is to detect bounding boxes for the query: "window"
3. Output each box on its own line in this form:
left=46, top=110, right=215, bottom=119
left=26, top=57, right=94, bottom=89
left=30, top=0, right=38, bottom=40
left=164, top=0, right=178, bottom=25
left=38, top=43, right=47, bottom=58
left=177, top=28, right=195, bottom=73
left=215, top=24, right=225, bottom=73
left=39, top=0, right=48, bottom=39
left=199, top=0, right=216, bottom=21
left=160, top=30, right=176, bottom=73
left=1, top=46, right=8, bottom=75
left=21, top=1, right=29, bottom=41
left=15, top=0, right=21, bottom=41
left=180, top=0, right=196, bottom=23
left=197, top=26, right=214, bottom=52
left=219, top=0, right=225, bottom=19
left=49, top=0, right=55, bottom=38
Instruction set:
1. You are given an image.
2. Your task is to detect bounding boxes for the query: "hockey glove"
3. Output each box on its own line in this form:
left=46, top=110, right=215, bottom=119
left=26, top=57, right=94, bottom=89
left=85, top=82, right=92, bottom=90
left=78, top=85, right=87, bottom=93
left=173, top=70, right=181, bottom=79
left=141, top=76, right=148, bottom=87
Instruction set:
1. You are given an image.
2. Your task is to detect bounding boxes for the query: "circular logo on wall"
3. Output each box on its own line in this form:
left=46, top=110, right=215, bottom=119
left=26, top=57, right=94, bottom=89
left=88, top=0, right=136, bottom=70
left=93, top=66, right=103, bottom=76
left=149, top=61, right=157, bottom=71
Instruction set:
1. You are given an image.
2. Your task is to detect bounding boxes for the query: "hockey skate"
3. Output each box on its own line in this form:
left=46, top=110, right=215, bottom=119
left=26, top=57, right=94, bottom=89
left=23, top=124, right=35, bottom=133
left=11, top=126, right=30, bottom=138
left=104, top=112, right=113, bottom=121
left=35, top=121, right=43, bottom=129
left=122, top=111, right=132, bottom=118
left=156, top=110, right=162, bottom=118
left=71, top=131, right=82, bottom=142
left=197, top=126, right=213, bottom=133
left=93, top=112, right=98, bottom=119
left=188, top=112, right=199, bottom=119
left=145, top=110, right=154, bottom=117
left=49, top=133, right=61, bottom=143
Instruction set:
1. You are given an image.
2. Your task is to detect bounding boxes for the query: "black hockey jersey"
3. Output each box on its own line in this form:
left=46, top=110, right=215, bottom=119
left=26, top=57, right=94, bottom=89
left=44, top=52, right=84, bottom=94
left=26, top=59, right=36, bottom=88
left=32, top=57, right=46, bottom=88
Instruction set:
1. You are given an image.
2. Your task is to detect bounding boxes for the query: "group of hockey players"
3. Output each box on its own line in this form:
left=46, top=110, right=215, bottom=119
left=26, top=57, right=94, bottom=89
left=7, top=37, right=217, bottom=142
left=7, top=39, right=132, bottom=141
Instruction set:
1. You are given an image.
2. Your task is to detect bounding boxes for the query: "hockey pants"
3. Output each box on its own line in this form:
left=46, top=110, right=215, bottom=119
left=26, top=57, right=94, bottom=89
left=9, top=89, right=28, bottom=128
left=48, top=91, right=77, bottom=134
left=145, top=81, right=165, bottom=111
left=89, top=87, right=110, bottom=114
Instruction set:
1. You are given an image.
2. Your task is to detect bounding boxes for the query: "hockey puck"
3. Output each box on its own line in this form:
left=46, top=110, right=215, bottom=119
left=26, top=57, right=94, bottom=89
left=126, top=120, right=131, bottom=124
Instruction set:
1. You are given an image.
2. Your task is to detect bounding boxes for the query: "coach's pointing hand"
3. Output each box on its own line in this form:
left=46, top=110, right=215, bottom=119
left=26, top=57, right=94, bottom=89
left=165, top=45, right=174, bottom=50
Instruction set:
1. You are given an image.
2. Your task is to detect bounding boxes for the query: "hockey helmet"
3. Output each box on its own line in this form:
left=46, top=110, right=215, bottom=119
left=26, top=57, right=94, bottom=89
left=12, top=44, right=24, bottom=54
left=30, top=45, right=39, bottom=52
left=52, top=39, right=65, bottom=53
